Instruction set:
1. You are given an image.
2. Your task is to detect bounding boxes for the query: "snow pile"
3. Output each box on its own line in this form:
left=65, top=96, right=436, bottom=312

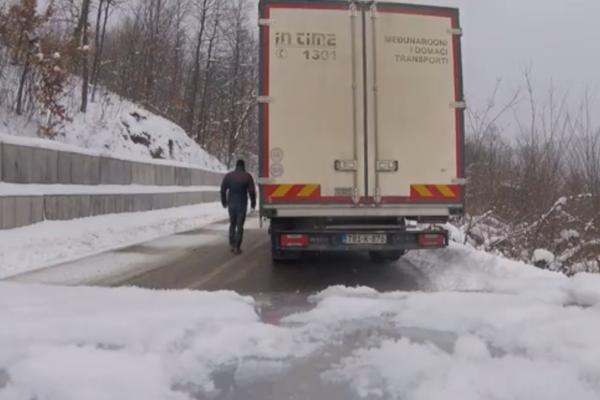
left=287, top=275, right=600, bottom=400
left=532, top=248, right=555, bottom=267
left=3, top=241, right=600, bottom=399
left=0, top=284, right=305, bottom=400
left=0, top=83, right=226, bottom=172
left=0, top=203, right=227, bottom=279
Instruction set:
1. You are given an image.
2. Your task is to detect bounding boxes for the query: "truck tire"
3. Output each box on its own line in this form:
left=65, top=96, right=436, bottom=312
left=369, top=250, right=405, bottom=263
left=272, top=250, right=301, bottom=264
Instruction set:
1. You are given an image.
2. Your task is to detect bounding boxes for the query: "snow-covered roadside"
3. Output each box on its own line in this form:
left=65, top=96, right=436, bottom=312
left=2, top=242, right=600, bottom=399
left=0, top=203, right=228, bottom=279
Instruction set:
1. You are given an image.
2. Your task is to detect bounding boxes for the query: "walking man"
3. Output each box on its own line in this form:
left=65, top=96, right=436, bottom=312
left=220, top=159, right=257, bottom=254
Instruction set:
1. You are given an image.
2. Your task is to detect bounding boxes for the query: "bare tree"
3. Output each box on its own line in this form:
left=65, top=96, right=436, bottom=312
left=91, top=0, right=115, bottom=102
left=73, top=0, right=91, bottom=112
left=186, top=0, right=212, bottom=132
left=196, top=0, right=221, bottom=145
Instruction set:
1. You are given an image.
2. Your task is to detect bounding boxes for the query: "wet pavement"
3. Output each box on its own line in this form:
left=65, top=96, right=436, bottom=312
left=115, top=223, right=425, bottom=294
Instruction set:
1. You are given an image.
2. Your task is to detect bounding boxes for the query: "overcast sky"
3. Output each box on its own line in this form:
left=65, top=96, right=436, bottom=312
left=434, top=0, right=599, bottom=116
left=252, top=0, right=600, bottom=130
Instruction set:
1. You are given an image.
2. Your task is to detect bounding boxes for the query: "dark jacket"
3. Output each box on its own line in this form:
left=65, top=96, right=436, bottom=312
left=220, top=166, right=257, bottom=209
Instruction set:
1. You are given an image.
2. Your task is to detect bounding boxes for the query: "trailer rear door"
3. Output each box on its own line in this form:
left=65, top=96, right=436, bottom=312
left=260, top=1, right=365, bottom=205
left=366, top=3, right=464, bottom=205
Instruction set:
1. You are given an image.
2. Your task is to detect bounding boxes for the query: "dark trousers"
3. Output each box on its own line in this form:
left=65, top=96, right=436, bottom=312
left=228, top=206, right=247, bottom=250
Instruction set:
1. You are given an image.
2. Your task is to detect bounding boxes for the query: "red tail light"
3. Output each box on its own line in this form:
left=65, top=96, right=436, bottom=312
left=418, top=233, right=446, bottom=247
left=280, top=234, right=310, bottom=248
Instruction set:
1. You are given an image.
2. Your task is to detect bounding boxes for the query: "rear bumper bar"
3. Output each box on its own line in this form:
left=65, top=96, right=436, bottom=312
left=262, top=205, right=463, bottom=218
left=273, top=228, right=448, bottom=252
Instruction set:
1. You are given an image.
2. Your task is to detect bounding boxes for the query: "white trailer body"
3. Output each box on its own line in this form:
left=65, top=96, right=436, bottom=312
left=258, top=0, right=465, bottom=260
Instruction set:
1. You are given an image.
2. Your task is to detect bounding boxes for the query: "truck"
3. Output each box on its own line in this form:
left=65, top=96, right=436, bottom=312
left=258, top=0, right=465, bottom=262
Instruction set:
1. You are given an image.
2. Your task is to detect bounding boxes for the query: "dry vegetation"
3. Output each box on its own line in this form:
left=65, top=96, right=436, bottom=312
left=461, top=73, right=600, bottom=274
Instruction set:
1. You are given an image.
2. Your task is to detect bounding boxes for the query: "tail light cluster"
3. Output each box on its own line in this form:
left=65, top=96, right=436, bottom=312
left=418, top=233, right=446, bottom=247
left=280, top=234, right=310, bottom=248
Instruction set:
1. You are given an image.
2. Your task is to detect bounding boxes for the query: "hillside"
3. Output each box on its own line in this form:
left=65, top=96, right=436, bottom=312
left=0, top=74, right=226, bottom=172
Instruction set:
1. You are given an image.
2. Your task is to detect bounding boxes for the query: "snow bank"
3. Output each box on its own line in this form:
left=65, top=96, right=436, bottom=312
left=0, top=284, right=300, bottom=400
left=0, top=203, right=228, bottom=279
left=286, top=275, right=600, bottom=400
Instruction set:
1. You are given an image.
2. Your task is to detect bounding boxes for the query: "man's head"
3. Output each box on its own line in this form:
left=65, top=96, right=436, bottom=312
left=235, top=159, right=246, bottom=170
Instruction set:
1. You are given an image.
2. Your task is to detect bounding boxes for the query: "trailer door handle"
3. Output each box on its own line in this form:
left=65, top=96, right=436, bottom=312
left=376, top=160, right=399, bottom=172
left=334, top=160, right=358, bottom=171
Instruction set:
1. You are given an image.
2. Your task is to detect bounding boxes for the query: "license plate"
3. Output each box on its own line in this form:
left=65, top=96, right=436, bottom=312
left=342, top=234, right=387, bottom=245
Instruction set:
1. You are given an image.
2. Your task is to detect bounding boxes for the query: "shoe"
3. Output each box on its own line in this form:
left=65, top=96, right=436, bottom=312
left=233, top=248, right=242, bottom=255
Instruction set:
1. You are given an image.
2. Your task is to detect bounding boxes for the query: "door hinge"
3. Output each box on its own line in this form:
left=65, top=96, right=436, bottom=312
left=450, top=101, right=467, bottom=109
left=447, top=28, right=463, bottom=36
left=370, top=3, right=378, bottom=17
left=374, top=187, right=382, bottom=205
left=258, top=18, right=272, bottom=27
left=258, top=96, right=274, bottom=104
left=352, top=187, right=360, bottom=205
left=349, top=3, right=357, bottom=17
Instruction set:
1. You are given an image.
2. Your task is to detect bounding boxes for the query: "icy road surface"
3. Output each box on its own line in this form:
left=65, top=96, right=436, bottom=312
left=2, top=238, right=600, bottom=400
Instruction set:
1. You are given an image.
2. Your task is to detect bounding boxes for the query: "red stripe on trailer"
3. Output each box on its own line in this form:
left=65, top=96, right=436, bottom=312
left=451, top=14, right=464, bottom=183
left=376, top=4, right=457, bottom=19
left=261, top=6, right=271, bottom=178
left=268, top=2, right=350, bottom=11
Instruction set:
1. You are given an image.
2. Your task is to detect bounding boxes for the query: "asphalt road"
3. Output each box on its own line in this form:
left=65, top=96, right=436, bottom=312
left=116, top=219, right=425, bottom=294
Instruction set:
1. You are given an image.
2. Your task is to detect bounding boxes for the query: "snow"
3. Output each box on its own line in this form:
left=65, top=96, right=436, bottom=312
left=2, top=259, right=600, bottom=399
left=2, top=237, right=600, bottom=398
left=555, top=196, right=568, bottom=207
left=0, top=284, right=281, bottom=400
left=0, top=182, right=217, bottom=196
left=0, top=203, right=228, bottom=279
left=533, top=248, right=555, bottom=264
left=559, top=229, right=580, bottom=242
left=0, top=79, right=226, bottom=172
left=0, top=132, right=224, bottom=172
left=286, top=270, right=600, bottom=399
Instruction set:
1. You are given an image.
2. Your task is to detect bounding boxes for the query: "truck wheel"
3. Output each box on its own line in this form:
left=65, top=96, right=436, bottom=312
left=272, top=250, right=301, bottom=264
left=368, top=251, right=387, bottom=263
left=369, top=251, right=405, bottom=263
left=384, top=250, right=406, bottom=262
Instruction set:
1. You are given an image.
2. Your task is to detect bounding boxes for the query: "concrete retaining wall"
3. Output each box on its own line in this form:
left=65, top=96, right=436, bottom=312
left=0, top=141, right=225, bottom=230
left=0, top=142, right=224, bottom=186
left=0, top=191, right=220, bottom=230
